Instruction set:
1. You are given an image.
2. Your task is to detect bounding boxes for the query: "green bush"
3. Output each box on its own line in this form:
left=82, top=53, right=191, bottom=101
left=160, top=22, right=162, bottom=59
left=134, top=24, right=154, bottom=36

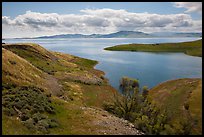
left=20, top=113, right=30, bottom=121
left=32, top=112, right=47, bottom=123
left=104, top=76, right=170, bottom=135
left=22, top=118, right=35, bottom=130
left=3, top=107, right=17, bottom=116
left=37, top=119, right=50, bottom=129
left=48, top=119, right=59, bottom=128
left=2, top=86, right=58, bottom=133
left=119, top=77, right=139, bottom=92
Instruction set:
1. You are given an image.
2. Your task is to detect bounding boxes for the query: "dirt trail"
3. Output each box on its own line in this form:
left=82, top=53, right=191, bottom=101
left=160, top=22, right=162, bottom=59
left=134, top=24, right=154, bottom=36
left=81, top=106, right=144, bottom=135
left=45, top=75, right=63, bottom=96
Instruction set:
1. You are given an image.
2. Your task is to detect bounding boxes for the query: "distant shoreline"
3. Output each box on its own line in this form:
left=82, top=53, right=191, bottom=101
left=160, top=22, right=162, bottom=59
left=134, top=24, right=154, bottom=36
left=2, top=30, right=202, bottom=39
left=104, top=39, right=202, bottom=57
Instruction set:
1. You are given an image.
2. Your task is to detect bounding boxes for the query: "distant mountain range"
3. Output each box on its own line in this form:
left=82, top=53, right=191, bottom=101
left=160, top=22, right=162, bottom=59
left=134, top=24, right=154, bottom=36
left=35, top=31, right=152, bottom=39
left=18, top=31, right=202, bottom=39
left=150, top=32, right=202, bottom=37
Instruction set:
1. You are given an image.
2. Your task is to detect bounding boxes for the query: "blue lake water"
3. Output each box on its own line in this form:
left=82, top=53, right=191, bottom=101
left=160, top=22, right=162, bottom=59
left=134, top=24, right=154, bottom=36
left=3, top=38, right=202, bottom=91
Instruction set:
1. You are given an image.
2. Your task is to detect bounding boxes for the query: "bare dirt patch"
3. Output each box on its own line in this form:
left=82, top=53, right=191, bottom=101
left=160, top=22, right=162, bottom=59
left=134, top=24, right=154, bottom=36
left=81, top=106, right=144, bottom=135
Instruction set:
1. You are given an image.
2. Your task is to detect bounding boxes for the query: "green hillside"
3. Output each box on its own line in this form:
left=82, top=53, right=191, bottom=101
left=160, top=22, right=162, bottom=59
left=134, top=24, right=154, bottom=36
left=2, top=43, right=118, bottom=135
left=104, top=39, right=202, bottom=57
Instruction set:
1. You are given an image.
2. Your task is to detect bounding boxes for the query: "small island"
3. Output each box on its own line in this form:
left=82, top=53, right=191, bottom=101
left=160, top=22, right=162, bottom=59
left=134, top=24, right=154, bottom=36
left=104, top=39, right=202, bottom=57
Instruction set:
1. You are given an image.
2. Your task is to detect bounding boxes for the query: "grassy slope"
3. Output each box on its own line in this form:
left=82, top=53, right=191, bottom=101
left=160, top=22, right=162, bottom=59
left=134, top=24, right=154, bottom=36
left=2, top=114, right=31, bottom=135
left=2, top=43, right=116, bottom=135
left=104, top=39, right=202, bottom=57
left=148, top=78, right=202, bottom=134
left=2, top=43, right=202, bottom=135
left=2, top=48, right=46, bottom=88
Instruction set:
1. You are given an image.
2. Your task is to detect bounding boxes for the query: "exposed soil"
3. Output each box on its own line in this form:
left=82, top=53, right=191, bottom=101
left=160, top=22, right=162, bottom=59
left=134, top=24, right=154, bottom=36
left=81, top=106, right=144, bottom=135
left=45, top=75, right=64, bottom=96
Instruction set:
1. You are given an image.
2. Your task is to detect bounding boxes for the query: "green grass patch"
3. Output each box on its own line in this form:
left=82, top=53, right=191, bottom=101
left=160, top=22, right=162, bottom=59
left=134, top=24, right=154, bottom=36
left=48, top=97, right=98, bottom=135
left=2, top=114, right=32, bottom=135
left=72, top=56, right=98, bottom=68
left=80, top=84, right=115, bottom=108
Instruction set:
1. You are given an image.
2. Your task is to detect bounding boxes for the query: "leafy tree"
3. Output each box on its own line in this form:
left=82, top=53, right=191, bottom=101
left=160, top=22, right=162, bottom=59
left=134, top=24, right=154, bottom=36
left=103, top=76, right=170, bottom=135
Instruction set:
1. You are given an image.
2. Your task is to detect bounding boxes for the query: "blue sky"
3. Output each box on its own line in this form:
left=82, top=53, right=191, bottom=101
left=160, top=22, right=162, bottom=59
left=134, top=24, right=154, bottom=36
left=2, top=2, right=202, bottom=38
left=2, top=2, right=201, bottom=19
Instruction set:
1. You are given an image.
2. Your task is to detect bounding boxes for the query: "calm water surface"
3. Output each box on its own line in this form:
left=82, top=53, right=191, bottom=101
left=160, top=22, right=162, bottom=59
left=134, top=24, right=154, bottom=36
left=4, top=38, right=202, bottom=91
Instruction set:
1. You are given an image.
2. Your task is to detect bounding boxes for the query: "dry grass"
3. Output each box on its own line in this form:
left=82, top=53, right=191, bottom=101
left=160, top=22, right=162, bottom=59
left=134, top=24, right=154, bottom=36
left=2, top=48, right=46, bottom=89
left=148, top=78, right=202, bottom=134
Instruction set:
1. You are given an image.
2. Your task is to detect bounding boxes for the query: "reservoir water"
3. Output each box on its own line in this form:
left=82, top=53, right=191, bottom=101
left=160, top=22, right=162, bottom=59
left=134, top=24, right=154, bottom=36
left=3, top=38, right=202, bottom=91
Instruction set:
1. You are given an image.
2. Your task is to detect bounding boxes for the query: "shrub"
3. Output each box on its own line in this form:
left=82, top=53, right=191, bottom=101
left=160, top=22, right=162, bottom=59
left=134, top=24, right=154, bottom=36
left=132, top=79, right=139, bottom=88
left=48, top=119, right=59, bottom=128
left=2, top=86, right=58, bottom=133
left=104, top=76, right=170, bottom=135
left=184, top=102, right=189, bottom=110
left=3, top=107, right=17, bottom=116
left=120, top=77, right=139, bottom=89
left=32, top=112, right=47, bottom=123
left=37, top=119, right=50, bottom=129
left=142, top=86, right=149, bottom=98
left=22, top=118, right=35, bottom=130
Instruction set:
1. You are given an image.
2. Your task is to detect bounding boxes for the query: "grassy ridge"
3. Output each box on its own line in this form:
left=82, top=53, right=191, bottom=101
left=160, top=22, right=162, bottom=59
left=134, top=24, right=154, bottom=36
left=148, top=78, right=202, bottom=134
left=104, top=39, right=202, bottom=57
left=2, top=48, right=47, bottom=89
left=2, top=43, right=116, bottom=135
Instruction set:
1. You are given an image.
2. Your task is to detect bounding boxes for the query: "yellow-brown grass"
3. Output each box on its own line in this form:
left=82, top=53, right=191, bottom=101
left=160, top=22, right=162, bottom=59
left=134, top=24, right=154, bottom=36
left=148, top=78, right=202, bottom=134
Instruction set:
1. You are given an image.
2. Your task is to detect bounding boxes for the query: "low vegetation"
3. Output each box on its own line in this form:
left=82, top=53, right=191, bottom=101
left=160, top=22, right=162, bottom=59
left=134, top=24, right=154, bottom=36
left=103, top=77, right=202, bottom=135
left=2, top=85, right=58, bottom=134
left=104, top=39, right=202, bottom=57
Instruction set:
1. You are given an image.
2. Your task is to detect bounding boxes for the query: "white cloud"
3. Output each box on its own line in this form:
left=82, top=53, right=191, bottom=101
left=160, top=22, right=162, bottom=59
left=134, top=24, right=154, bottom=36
left=2, top=16, right=14, bottom=25
left=173, top=2, right=202, bottom=14
left=2, top=8, right=202, bottom=38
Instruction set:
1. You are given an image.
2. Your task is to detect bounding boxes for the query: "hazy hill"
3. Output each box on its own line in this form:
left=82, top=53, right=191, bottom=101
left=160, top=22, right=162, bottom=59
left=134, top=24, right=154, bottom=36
left=35, top=31, right=150, bottom=39
left=97, top=31, right=151, bottom=38
left=33, top=31, right=202, bottom=39
left=151, top=32, right=202, bottom=37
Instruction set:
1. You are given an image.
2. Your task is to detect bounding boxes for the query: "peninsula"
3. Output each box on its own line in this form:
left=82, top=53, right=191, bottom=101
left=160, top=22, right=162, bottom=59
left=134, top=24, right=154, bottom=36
left=104, top=39, right=202, bottom=57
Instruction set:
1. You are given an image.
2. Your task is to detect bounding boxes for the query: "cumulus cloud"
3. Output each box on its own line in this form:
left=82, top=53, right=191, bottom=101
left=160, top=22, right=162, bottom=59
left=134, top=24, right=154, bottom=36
left=2, top=16, right=13, bottom=25
left=2, top=8, right=202, bottom=38
left=173, top=2, right=202, bottom=14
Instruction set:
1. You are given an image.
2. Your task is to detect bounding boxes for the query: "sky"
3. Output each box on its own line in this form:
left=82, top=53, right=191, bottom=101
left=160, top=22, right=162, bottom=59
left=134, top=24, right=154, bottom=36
left=2, top=2, right=202, bottom=38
